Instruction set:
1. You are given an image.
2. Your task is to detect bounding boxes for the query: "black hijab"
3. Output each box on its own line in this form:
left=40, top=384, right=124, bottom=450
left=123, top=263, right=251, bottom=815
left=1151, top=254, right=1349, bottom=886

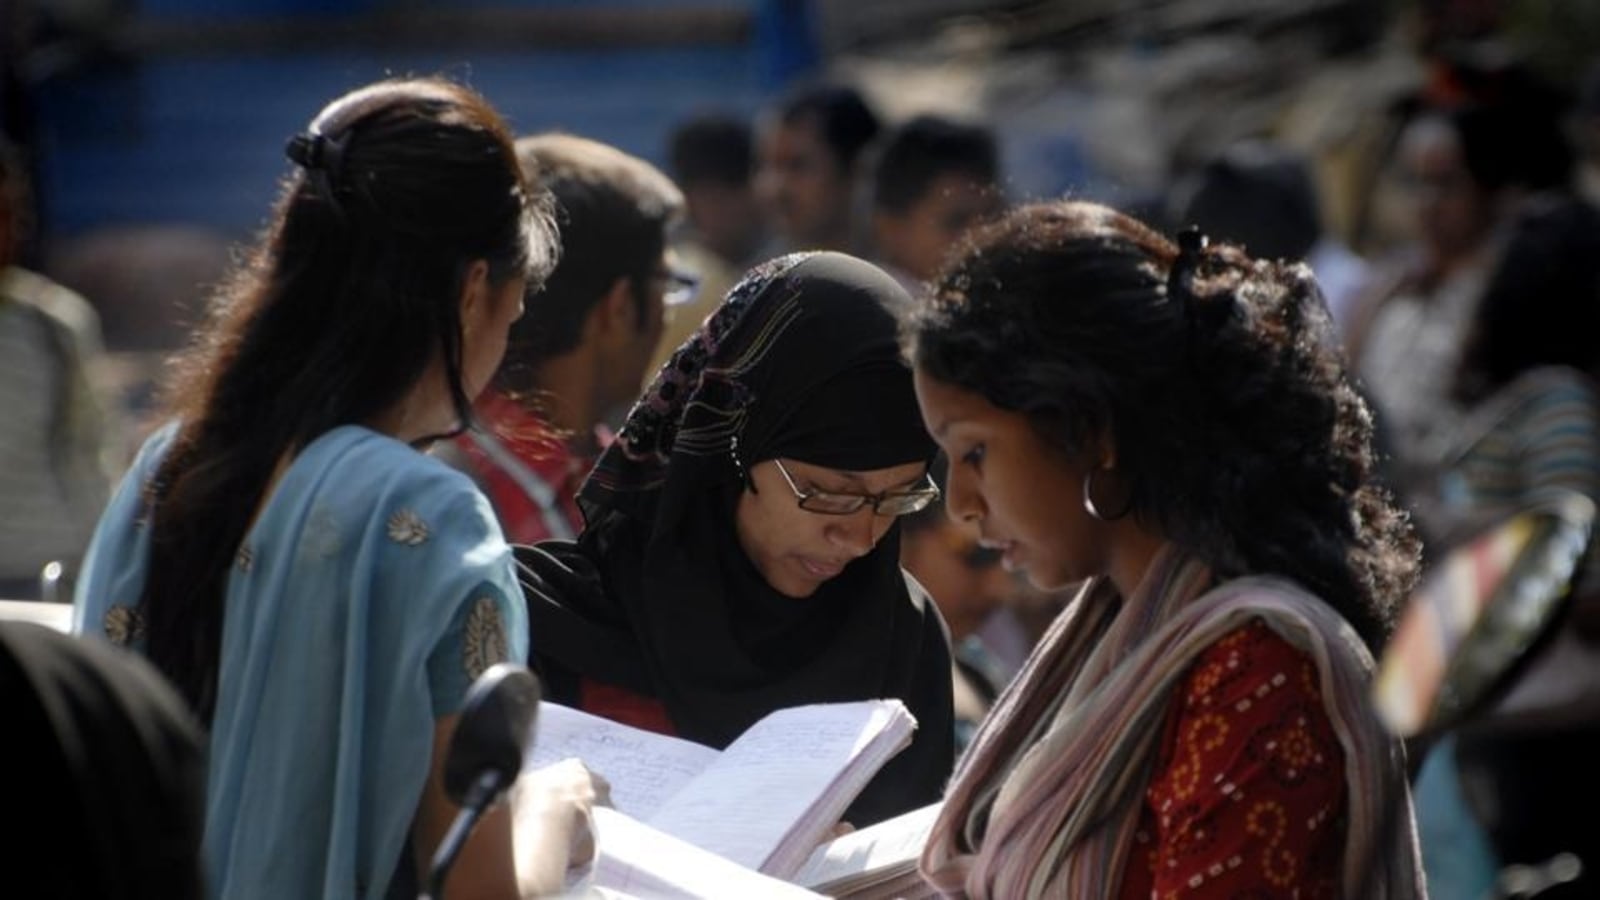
left=1, top=623, right=206, bottom=899
left=519, top=252, right=954, bottom=825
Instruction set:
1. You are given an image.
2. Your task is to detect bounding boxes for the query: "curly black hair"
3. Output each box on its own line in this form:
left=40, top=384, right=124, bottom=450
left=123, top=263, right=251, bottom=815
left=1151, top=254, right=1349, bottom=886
left=908, top=200, right=1420, bottom=650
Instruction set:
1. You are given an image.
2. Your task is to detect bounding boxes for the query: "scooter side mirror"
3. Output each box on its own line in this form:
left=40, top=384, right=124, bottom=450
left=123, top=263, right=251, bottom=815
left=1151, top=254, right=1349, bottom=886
left=1375, top=490, right=1595, bottom=739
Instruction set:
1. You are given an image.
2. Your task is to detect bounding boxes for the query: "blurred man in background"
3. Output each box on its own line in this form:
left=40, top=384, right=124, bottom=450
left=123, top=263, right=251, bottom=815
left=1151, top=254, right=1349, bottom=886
left=447, top=133, right=687, bottom=544
left=900, top=457, right=1018, bottom=754
left=757, top=83, right=880, bottom=254
left=0, top=138, right=113, bottom=599
left=870, top=114, right=1003, bottom=298
left=652, top=113, right=768, bottom=374
left=1170, top=139, right=1370, bottom=333
left=1574, top=61, right=1600, bottom=209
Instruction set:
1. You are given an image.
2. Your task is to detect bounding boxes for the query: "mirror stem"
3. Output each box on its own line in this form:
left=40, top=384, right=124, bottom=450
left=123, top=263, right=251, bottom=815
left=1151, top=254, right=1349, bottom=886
left=421, top=769, right=509, bottom=900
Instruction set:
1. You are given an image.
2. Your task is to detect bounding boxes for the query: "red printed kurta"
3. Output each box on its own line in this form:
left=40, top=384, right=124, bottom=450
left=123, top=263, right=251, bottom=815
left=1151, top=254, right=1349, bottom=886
left=1120, top=620, right=1346, bottom=899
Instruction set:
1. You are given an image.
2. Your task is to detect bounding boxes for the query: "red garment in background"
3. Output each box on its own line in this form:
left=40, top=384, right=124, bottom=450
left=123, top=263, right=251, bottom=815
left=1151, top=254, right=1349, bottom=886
left=578, top=678, right=677, bottom=737
left=452, top=391, right=588, bottom=545
left=1119, top=620, right=1346, bottom=899
left=461, top=396, right=671, bottom=736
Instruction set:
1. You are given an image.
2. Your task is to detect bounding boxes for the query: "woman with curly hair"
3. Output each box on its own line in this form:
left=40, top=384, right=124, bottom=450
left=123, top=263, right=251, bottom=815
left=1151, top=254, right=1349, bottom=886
left=910, top=200, right=1426, bottom=898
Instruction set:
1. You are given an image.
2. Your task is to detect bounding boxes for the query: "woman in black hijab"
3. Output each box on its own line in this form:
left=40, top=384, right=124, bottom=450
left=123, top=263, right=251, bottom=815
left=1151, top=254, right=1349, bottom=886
left=2, top=622, right=205, bottom=899
left=518, top=252, right=954, bottom=825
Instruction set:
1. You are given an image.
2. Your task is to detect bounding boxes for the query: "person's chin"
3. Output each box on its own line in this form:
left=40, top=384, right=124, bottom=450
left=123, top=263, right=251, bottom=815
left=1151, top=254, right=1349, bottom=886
left=771, top=575, right=824, bottom=600
left=1024, top=558, right=1086, bottom=594
left=770, top=557, right=844, bottom=599
left=1024, top=571, right=1063, bottom=593
left=1001, top=545, right=1053, bottom=592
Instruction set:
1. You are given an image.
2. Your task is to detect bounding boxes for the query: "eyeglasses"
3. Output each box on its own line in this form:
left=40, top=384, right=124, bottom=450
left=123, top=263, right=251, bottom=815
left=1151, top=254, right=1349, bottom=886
left=770, top=457, right=941, bottom=517
left=654, top=266, right=701, bottom=306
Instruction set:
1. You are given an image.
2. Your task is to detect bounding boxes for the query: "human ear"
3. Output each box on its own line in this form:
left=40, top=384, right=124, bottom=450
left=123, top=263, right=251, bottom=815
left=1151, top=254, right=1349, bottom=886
left=457, top=259, right=493, bottom=333
left=1092, top=430, right=1119, bottom=471
left=593, top=276, right=634, bottom=338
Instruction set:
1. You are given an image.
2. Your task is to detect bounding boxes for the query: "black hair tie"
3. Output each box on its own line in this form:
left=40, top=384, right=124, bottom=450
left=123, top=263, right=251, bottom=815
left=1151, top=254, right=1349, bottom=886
left=284, top=133, right=320, bottom=169
left=1169, top=225, right=1238, bottom=354
left=284, top=129, right=349, bottom=216
left=1167, top=225, right=1208, bottom=307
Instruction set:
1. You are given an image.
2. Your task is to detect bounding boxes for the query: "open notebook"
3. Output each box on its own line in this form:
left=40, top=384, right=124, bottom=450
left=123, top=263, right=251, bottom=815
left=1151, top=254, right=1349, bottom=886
left=524, top=699, right=918, bottom=881
left=581, top=807, right=824, bottom=899
left=792, top=802, right=942, bottom=899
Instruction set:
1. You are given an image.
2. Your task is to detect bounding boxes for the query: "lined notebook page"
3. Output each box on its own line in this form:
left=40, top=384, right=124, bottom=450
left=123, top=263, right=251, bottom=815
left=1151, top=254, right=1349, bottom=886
left=526, top=701, right=718, bottom=820
left=645, top=700, right=914, bottom=874
left=589, top=807, right=824, bottom=899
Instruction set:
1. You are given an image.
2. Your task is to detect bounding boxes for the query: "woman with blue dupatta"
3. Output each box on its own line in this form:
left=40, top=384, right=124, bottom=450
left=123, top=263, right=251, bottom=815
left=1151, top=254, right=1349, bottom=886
left=73, top=78, right=594, bottom=899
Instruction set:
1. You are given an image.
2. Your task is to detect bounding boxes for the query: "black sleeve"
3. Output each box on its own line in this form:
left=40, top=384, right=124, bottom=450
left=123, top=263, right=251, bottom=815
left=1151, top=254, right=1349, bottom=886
left=843, top=578, right=956, bottom=826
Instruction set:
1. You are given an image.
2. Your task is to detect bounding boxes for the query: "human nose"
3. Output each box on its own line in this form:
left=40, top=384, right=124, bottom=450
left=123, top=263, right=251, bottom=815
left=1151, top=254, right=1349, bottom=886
left=943, top=464, right=983, bottom=525
left=827, top=507, right=882, bottom=558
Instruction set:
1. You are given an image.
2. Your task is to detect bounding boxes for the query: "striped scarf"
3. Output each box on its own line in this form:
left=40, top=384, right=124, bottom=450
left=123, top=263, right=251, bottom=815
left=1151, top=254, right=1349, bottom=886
left=920, top=545, right=1425, bottom=898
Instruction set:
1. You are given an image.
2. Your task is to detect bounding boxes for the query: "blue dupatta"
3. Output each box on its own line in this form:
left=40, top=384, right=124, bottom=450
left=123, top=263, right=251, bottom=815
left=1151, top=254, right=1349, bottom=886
left=75, top=424, right=527, bottom=898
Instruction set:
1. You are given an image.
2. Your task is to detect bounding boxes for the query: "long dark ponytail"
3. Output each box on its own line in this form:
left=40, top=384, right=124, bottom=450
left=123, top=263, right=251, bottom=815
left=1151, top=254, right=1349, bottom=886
left=139, top=78, right=558, bottom=721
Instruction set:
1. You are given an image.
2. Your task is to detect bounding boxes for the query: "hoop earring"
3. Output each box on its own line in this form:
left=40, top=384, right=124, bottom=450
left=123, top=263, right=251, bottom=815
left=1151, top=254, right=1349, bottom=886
left=1082, top=467, right=1126, bottom=521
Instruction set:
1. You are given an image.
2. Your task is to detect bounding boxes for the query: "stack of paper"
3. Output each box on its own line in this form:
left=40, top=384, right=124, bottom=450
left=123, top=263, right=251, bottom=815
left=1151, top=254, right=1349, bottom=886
left=585, top=807, right=823, bottom=899
left=792, top=803, right=941, bottom=899
left=522, top=699, right=919, bottom=886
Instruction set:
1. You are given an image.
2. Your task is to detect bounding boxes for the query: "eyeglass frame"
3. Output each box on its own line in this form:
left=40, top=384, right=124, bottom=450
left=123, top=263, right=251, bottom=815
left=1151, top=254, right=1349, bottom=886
left=768, top=456, right=941, bottom=517
left=652, top=265, right=701, bottom=306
